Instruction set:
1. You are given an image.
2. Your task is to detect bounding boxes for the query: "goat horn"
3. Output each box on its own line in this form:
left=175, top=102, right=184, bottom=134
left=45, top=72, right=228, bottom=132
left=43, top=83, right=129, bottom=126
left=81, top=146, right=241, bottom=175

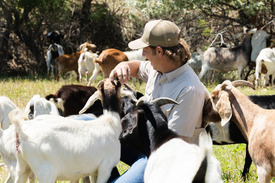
left=220, top=80, right=233, bottom=90
left=124, top=83, right=135, bottom=93
left=136, top=96, right=148, bottom=106
left=151, top=97, right=179, bottom=107
left=79, top=91, right=100, bottom=114
left=232, top=80, right=255, bottom=90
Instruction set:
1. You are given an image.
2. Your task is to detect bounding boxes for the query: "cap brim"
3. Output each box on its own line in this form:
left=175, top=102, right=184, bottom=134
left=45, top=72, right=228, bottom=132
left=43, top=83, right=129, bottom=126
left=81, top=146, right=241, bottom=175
left=128, top=38, right=149, bottom=50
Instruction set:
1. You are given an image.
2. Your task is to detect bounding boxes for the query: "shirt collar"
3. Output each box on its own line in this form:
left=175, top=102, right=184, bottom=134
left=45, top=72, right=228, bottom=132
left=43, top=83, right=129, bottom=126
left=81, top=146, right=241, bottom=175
left=157, top=63, right=190, bottom=84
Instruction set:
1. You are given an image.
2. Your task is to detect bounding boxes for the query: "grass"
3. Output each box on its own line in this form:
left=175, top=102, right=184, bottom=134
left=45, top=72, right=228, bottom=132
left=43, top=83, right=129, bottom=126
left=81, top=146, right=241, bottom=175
left=0, top=75, right=274, bottom=182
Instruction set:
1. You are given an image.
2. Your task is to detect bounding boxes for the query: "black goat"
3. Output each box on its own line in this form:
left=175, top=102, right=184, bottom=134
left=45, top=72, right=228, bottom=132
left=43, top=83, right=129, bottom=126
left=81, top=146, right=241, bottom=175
left=120, top=97, right=222, bottom=183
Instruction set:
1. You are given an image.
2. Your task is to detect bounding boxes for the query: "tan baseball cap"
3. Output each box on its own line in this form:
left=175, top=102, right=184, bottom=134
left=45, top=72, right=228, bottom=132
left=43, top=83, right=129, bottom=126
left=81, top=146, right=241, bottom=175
left=128, top=20, right=181, bottom=49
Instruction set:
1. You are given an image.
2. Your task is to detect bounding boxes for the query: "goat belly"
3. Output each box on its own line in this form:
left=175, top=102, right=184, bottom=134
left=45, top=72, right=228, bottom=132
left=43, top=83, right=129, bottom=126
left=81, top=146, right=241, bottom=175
left=144, top=138, right=202, bottom=183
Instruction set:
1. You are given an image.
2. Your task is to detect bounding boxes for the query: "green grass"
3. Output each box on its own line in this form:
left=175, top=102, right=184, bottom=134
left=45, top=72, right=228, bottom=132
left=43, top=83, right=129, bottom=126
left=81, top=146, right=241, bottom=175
left=0, top=76, right=274, bottom=182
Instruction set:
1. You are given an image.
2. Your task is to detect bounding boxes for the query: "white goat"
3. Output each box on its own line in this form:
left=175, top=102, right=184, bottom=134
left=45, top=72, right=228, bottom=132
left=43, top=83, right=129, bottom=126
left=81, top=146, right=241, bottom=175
left=255, top=46, right=275, bottom=88
left=24, top=94, right=60, bottom=120
left=0, top=122, right=36, bottom=183
left=145, top=132, right=222, bottom=183
left=251, top=29, right=270, bottom=62
left=0, top=95, right=59, bottom=183
left=78, top=48, right=101, bottom=85
left=0, top=96, right=18, bottom=130
left=211, top=80, right=275, bottom=183
left=10, top=79, right=135, bottom=183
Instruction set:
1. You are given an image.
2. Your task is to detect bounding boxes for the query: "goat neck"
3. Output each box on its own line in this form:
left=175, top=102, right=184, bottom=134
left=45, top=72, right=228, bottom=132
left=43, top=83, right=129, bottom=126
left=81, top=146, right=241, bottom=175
left=98, top=79, right=121, bottom=114
left=227, top=87, right=264, bottom=140
left=120, top=101, right=177, bottom=157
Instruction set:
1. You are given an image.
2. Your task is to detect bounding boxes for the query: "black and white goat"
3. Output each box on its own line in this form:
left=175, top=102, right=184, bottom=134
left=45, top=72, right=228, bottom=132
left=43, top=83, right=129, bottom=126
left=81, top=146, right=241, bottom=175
left=10, top=79, right=135, bottom=183
left=120, top=97, right=222, bottom=183
left=46, top=43, right=64, bottom=75
left=45, top=84, right=103, bottom=117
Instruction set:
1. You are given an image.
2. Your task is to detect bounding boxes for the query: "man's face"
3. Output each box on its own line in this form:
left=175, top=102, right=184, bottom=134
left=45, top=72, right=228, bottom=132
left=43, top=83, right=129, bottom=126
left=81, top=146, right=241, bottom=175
left=142, top=47, right=160, bottom=71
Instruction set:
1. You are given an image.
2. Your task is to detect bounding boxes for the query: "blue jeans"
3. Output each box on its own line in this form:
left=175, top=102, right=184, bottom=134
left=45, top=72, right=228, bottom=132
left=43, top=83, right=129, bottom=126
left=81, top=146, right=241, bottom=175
left=110, top=146, right=147, bottom=183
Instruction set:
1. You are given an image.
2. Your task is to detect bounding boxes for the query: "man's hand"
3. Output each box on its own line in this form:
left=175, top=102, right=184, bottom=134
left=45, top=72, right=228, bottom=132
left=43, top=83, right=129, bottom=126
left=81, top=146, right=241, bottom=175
left=109, top=62, right=130, bottom=84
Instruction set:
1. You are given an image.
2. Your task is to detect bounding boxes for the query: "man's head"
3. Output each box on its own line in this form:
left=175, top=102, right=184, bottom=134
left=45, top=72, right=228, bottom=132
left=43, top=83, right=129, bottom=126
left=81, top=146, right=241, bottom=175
left=129, top=20, right=191, bottom=67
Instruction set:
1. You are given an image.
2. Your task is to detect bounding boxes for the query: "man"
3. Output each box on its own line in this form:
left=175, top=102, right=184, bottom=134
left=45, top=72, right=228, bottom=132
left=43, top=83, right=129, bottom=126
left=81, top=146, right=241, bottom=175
left=109, top=19, right=207, bottom=183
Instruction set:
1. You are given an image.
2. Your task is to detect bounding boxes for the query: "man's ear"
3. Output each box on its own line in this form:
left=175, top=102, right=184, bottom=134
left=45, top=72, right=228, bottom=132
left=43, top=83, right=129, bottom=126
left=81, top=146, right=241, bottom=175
left=156, top=46, right=163, bottom=55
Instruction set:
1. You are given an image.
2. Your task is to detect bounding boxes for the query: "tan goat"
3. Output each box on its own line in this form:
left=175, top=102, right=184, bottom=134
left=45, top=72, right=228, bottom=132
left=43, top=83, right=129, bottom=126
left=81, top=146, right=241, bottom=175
left=209, top=80, right=275, bottom=183
left=87, top=49, right=128, bottom=85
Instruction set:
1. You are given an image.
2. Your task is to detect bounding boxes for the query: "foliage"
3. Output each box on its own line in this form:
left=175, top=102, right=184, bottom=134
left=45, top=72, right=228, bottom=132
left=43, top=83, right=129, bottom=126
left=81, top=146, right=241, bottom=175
left=0, top=0, right=274, bottom=76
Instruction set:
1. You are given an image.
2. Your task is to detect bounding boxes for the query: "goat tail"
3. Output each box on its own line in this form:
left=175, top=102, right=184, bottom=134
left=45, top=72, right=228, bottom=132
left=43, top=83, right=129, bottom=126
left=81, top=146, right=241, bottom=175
left=193, top=131, right=222, bottom=183
left=9, top=109, right=28, bottom=142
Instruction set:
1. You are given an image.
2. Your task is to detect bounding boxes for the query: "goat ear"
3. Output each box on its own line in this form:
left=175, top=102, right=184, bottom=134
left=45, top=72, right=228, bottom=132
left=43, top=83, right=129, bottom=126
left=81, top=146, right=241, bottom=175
left=97, top=80, right=104, bottom=89
left=216, top=93, right=232, bottom=126
left=120, top=112, right=139, bottom=138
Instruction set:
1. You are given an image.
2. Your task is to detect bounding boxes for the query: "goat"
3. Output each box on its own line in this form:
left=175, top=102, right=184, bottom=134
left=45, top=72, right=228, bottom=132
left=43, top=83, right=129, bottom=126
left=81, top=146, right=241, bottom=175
left=55, top=51, right=81, bottom=81
left=24, top=94, right=60, bottom=120
left=199, top=29, right=259, bottom=81
left=255, top=46, right=275, bottom=88
left=78, top=48, right=101, bottom=84
left=46, top=43, right=64, bottom=75
left=206, top=94, right=275, bottom=180
left=0, top=96, right=18, bottom=130
left=1, top=94, right=60, bottom=183
left=120, top=97, right=222, bottom=183
left=88, top=48, right=129, bottom=85
left=188, top=50, right=203, bottom=73
left=251, top=29, right=270, bottom=62
left=79, top=42, right=97, bottom=53
left=47, top=30, right=63, bottom=44
left=10, top=78, right=135, bottom=183
left=45, top=84, right=103, bottom=117
left=54, top=42, right=95, bottom=81
left=0, top=123, right=35, bottom=183
left=209, top=80, right=275, bottom=183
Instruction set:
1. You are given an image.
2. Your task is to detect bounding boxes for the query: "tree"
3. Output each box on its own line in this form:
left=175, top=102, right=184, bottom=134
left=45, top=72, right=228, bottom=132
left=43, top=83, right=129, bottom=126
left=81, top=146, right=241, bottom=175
left=125, top=0, right=274, bottom=50
left=0, top=0, right=70, bottom=76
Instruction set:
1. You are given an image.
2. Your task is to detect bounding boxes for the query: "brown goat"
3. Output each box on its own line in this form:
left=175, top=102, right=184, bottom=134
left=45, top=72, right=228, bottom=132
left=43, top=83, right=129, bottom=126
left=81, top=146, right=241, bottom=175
left=55, top=52, right=80, bottom=81
left=209, top=80, right=275, bottom=183
left=88, top=48, right=128, bottom=85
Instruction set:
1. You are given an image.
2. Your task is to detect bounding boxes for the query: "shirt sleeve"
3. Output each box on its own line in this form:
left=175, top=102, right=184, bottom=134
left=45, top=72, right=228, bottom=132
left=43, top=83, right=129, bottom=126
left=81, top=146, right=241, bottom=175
left=166, top=88, right=205, bottom=137
left=137, top=61, right=153, bottom=83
